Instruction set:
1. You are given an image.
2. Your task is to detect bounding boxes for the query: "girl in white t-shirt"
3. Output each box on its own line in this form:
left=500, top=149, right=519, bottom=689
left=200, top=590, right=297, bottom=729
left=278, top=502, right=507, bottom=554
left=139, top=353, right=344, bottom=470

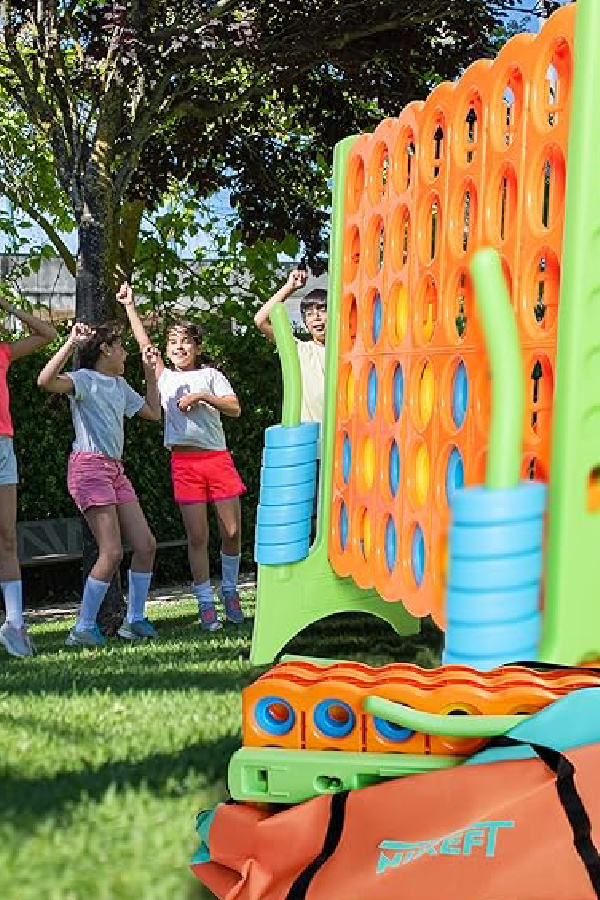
left=121, top=290, right=246, bottom=632
left=37, top=311, right=162, bottom=648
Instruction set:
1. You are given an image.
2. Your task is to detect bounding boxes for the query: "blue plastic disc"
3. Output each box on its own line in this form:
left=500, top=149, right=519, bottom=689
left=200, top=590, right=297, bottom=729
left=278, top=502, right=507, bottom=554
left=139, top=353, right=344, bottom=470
left=385, top=516, right=396, bottom=574
left=393, top=364, right=404, bottom=421
left=389, top=441, right=400, bottom=497
left=313, top=699, right=356, bottom=739
left=446, top=447, right=464, bottom=505
left=342, top=434, right=351, bottom=484
left=254, top=696, right=295, bottom=736
left=411, top=524, right=425, bottom=587
left=367, top=366, right=378, bottom=418
left=452, top=360, right=468, bottom=429
left=373, top=716, right=414, bottom=742
left=372, top=291, right=382, bottom=345
left=340, top=502, right=349, bottom=552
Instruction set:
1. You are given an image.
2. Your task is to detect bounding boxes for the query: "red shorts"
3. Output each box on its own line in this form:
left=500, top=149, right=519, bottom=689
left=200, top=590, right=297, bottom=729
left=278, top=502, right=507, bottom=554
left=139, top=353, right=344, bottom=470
left=171, top=449, right=246, bottom=505
left=68, top=451, right=137, bottom=512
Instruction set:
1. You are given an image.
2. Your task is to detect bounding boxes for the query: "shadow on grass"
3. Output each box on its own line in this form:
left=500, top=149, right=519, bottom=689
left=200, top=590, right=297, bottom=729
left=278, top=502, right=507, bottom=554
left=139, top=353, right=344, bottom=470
left=283, top=613, right=443, bottom=667
left=1, top=732, right=240, bottom=822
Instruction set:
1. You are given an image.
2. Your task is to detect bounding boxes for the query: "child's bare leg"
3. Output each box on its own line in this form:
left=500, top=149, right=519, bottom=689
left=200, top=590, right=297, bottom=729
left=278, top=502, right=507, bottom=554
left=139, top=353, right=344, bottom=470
left=179, top=502, right=210, bottom=584
left=214, top=498, right=244, bottom=622
left=0, top=484, right=19, bottom=583
left=214, top=497, right=241, bottom=557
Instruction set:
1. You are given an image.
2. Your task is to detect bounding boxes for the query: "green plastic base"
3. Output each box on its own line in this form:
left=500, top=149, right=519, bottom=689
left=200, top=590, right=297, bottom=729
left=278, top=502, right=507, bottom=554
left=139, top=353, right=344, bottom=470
left=250, top=548, right=418, bottom=665
left=228, top=746, right=462, bottom=805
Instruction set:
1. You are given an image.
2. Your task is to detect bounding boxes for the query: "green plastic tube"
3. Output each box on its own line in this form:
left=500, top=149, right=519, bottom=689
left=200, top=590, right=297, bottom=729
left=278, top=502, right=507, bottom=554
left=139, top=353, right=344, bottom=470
left=470, top=248, right=524, bottom=489
left=364, top=695, right=526, bottom=738
left=270, top=303, right=301, bottom=427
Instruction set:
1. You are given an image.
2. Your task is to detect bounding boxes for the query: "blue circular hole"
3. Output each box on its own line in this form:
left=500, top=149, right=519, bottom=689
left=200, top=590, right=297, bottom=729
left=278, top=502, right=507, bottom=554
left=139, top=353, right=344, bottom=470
left=385, top=517, right=396, bottom=574
left=342, top=434, right=351, bottom=484
left=389, top=441, right=400, bottom=497
left=313, top=699, right=356, bottom=739
left=411, top=524, right=425, bottom=587
left=445, top=447, right=464, bottom=506
left=340, top=502, right=349, bottom=552
left=452, top=361, right=468, bottom=429
left=393, top=364, right=404, bottom=421
left=372, top=292, right=382, bottom=345
left=367, top=367, right=378, bottom=418
left=255, top=696, right=295, bottom=737
left=373, top=716, right=415, bottom=742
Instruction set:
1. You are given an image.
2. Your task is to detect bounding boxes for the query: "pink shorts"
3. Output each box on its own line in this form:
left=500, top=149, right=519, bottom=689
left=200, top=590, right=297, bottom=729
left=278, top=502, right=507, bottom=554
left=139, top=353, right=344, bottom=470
left=67, top=451, right=137, bottom=512
left=171, top=449, right=246, bottom=504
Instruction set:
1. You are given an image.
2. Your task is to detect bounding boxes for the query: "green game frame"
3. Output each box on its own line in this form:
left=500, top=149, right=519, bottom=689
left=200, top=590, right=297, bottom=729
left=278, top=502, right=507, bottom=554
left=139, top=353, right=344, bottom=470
left=250, top=135, right=418, bottom=665
left=540, top=0, right=600, bottom=665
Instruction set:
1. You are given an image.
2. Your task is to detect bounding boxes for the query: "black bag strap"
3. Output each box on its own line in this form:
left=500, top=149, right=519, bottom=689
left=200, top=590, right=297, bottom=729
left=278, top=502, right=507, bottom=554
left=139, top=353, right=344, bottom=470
left=491, top=735, right=600, bottom=897
left=285, top=790, right=348, bottom=900
left=505, top=660, right=600, bottom=676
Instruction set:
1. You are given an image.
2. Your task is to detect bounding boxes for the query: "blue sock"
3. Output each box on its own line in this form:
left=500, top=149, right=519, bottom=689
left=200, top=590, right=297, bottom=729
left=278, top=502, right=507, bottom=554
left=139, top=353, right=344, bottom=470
left=77, top=576, right=110, bottom=631
left=220, top=552, right=240, bottom=599
left=1, top=580, right=23, bottom=628
left=192, top=580, right=215, bottom=611
left=127, top=570, right=153, bottom=623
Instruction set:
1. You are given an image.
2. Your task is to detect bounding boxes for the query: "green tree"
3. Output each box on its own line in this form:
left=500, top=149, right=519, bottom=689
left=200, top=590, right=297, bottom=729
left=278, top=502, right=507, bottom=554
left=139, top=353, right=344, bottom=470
left=0, top=0, right=517, bottom=628
left=0, top=0, right=518, bottom=290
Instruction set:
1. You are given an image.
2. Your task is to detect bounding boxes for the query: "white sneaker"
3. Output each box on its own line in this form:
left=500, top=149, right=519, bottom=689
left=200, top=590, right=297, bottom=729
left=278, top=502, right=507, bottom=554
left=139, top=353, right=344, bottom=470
left=0, top=621, right=35, bottom=658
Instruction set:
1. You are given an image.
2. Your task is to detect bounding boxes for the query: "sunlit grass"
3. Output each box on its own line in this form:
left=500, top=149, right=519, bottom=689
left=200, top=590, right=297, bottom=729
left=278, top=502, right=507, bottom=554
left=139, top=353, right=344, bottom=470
left=0, top=591, right=441, bottom=900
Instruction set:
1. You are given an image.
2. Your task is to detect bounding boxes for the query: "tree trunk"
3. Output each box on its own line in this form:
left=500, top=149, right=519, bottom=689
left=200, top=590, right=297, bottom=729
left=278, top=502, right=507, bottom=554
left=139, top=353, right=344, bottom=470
left=75, top=198, right=125, bottom=635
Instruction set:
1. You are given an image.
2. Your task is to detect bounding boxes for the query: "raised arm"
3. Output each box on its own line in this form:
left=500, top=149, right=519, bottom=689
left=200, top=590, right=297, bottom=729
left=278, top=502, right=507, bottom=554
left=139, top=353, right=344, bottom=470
left=0, top=295, right=57, bottom=361
left=37, top=323, right=93, bottom=393
left=117, top=282, right=165, bottom=379
left=137, top=345, right=162, bottom=422
left=254, top=269, right=307, bottom=342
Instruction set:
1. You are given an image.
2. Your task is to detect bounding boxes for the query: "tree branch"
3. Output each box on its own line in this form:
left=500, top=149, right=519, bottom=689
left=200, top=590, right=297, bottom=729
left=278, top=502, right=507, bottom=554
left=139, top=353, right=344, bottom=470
left=0, top=174, right=76, bottom=274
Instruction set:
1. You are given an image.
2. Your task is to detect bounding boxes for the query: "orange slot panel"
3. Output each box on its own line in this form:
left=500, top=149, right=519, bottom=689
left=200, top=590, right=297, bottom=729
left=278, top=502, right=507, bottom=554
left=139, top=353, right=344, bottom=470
left=303, top=680, right=366, bottom=753
left=328, top=5, right=575, bottom=625
left=242, top=678, right=306, bottom=750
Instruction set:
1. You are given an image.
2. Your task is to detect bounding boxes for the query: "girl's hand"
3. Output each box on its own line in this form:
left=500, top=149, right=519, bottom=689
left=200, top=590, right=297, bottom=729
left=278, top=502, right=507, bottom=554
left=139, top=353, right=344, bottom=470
left=142, top=344, right=161, bottom=370
left=177, top=393, right=200, bottom=413
left=286, top=269, right=307, bottom=293
left=116, top=282, right=134, bottom=307
left=69, top=322, right=94, bottom=344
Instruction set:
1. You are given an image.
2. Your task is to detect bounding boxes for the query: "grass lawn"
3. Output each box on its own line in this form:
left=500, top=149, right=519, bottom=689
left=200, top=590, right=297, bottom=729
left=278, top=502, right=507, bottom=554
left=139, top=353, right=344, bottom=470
left=0, top=590, right=442, bottom=900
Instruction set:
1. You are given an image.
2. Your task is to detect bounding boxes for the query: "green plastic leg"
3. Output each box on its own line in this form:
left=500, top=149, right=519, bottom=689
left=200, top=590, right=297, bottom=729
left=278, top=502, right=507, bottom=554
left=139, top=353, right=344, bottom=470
left=250, top=539, right=418, bottom=665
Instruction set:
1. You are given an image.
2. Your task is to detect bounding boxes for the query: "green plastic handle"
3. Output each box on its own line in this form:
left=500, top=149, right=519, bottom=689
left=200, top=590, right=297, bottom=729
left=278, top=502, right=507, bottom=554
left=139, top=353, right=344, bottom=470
left=364, top=695, right=527, bottom=738
left=270, top=303, right=301, bottom=427
left=469, top=248, right=524, bottom=490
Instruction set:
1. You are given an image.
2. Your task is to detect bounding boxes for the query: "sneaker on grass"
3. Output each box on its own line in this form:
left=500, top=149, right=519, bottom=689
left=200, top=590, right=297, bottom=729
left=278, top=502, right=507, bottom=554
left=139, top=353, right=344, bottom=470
left=221, top=592, right=244, bottom=625
left=118, top=618, right=158, bottom=640
left=199, top=604, right=222, bottom=632
left=0, top=621, right=35, bottom=658
left=65, top=624, right=107, bottom=648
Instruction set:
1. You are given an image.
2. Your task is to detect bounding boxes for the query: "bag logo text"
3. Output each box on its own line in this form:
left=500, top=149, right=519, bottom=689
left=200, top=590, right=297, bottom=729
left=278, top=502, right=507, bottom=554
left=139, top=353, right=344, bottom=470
left=377, top=820, right=515, bottom=873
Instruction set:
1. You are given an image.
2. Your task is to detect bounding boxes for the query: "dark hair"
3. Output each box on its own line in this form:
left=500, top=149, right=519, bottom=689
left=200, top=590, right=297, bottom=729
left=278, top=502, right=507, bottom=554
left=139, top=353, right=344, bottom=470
left=300, top=289, right=328, bottom=322
left=77, top=322, right=123, bottom=370
left=166, top=321, right=216, bottom=369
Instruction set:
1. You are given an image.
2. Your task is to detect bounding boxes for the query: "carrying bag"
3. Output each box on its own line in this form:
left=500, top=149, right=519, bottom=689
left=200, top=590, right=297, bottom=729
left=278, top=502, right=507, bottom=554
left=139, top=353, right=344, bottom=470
left=191, top=687, right=600, bottom=900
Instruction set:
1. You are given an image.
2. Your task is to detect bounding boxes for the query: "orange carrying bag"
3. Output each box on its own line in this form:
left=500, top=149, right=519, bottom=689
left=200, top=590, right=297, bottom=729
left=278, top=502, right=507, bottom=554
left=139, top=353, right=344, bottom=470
left=191, top=707, right=600, bottom=899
